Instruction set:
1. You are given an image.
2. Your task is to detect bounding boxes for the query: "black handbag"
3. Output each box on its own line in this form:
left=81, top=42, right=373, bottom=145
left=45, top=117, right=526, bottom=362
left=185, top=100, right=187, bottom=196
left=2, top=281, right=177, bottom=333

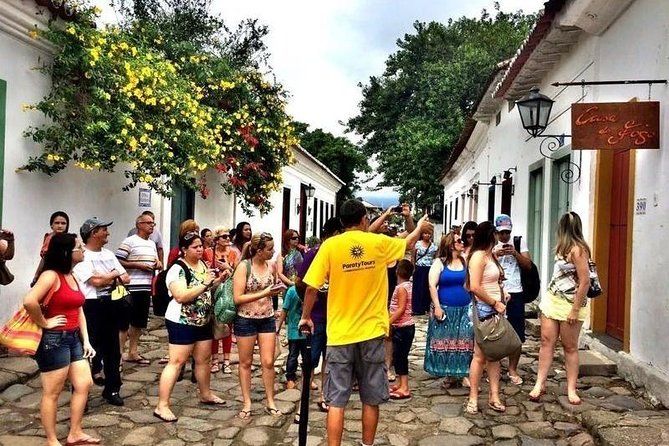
left=513, top=236, right=540, bottom=303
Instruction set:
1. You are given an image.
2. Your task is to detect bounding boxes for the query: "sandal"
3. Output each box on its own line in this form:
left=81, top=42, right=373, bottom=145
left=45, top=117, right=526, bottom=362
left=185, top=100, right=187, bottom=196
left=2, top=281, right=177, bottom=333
left=461, top=377, right=471, bottom=388
left=389, top=391, right=412, bottom=400
left=265, top=407, right=282, bottom=417
left=568, top=394, right=582, bottom=405
left=125, top=355, right=150, bottom=366
left=310, top=382, right=319, bottom=390
left=65, top=436, right=101, bottom=446
left=387, top=372, right=396, bottom=382
left=200, top=396, right=227, bottom=406
left=488, top=401, right=507, bottom=413
left=153, top=410, right=178, bottom=423
left=441, top=379, right=453, bottom=390
left=158, top=355, right=169, bottom=365
left=222, top=363, right=232, bottom=374
left=528, top=388, right=546, bottom=403
left=508, top=374, right=524, bottom=385
left=316, top=401, right=329, bottom=412
left=237, top=409, right=252, bottom=419
left=464, top=400, right=479, bottom=415
left=210, top=363, right=220, bottom=373
left=293, top=413, right=300, bottom=424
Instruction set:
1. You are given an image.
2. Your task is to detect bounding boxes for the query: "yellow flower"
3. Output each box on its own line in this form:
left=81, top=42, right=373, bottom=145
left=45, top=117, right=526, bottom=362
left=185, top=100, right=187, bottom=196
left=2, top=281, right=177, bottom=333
left=66, top=26, right=76, bottom=36
left=28, top=29, right=39, bottom=39
left=170, top=118, right=176, bottom=125
left=140, top=134, right=149, bottom=143
left=144, top=123, right=153, bottom=131
left=121, top=128, right=128, bottom=136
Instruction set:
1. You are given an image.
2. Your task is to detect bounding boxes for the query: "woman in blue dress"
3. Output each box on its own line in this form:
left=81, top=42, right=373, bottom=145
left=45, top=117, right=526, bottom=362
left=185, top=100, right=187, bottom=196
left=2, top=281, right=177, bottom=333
left=424, top=232, right=473, bottom=388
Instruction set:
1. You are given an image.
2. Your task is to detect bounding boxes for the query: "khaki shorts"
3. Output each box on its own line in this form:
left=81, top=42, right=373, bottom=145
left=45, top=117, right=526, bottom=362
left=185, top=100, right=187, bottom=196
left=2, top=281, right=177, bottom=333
left=324, top=336, right=389, bottom=408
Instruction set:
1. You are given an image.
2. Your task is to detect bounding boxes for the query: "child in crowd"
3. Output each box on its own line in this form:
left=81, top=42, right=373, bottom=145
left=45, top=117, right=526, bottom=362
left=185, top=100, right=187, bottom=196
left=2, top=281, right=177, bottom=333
left=389, top=259, right=416, bottom=399
left=276, top=285, right=308, bottom=389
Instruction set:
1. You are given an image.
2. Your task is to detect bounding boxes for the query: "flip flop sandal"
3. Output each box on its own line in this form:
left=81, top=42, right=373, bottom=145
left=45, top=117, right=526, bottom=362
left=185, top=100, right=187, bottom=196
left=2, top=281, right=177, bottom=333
left=222, top=363, right=232, bottom=374
left=508, top=374, right=524, bottom=385
left=293, top=414, right=300, bottom=424
left=389, top=391, right=412, bottom=400
left=316, top=401, right=330, bottom=412
left=528, top=389, right=546, bottom=403
left=310, top=382, right=319, bottom=390
left=441, top=379, right=453, bottom=390
left=65, top=437, right=101, bottom=446
left=125, top=356, right=150, bottom=365
left=210, top=363, right=220, bottom=373
left=265, top=407, right=282, bottom=417
left=200, top=397, right=227, bottom=406
left=464, top=400, right=479, bottom=415
left=237, top=409, right=252, bottom=419
left=488, top=401, right=507, bottom=413
left=153, top=411, right=178, bottom=423
left=387, top=373, right=397, bottom=382
left=158, top=356, right=169, bottom=365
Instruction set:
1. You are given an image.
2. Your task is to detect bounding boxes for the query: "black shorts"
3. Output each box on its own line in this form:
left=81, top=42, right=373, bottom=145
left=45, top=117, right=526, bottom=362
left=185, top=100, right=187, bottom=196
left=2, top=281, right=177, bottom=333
left=166, top=320, right=212, bottom=345
left=119, top=290, right=151, bottom=330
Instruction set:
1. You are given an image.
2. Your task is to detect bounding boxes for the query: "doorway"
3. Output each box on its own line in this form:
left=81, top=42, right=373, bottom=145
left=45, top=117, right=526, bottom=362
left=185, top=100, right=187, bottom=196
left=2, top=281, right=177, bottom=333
left=170, top=183, right=195, bottom=248
left=592, top=149, right=634, bottom=349
left=282, top=187, right=291, bottom=237
left=299, top=184, right=307, bottom=244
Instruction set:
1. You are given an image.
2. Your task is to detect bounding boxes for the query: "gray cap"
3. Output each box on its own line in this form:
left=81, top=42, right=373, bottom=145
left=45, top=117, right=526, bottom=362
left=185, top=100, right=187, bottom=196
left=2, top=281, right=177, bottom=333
left=80, top=218, right=113, bottom=238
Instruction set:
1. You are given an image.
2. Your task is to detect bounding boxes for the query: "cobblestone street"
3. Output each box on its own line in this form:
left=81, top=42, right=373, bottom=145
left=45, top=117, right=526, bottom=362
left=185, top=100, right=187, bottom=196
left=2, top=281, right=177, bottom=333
left=1, top=316, right=668, bottom=446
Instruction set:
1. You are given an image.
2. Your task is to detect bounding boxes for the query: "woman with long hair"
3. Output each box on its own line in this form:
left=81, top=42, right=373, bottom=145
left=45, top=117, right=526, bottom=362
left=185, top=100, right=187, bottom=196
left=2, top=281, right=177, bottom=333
left=233, top=233, right=284, bottom=419
left=32, top=211, right=70, bottom=286
left=24, top=233, right=99, bottom=446
left=465, top=221, right=508, bottom=414
left=231, top=221, right=252, bottom=260
left=424, top=232, right=474, bottom=389
left=208, top=227, right=236, bottom=374
left=411, top=230, right=437, bottom=315
left=277, top=229, right=304, bottom=312
left=461, top=221, right=478, bottom=257
left=529, top=212, right=591, bottom=405
left=154, top=232, right=225, bottom=422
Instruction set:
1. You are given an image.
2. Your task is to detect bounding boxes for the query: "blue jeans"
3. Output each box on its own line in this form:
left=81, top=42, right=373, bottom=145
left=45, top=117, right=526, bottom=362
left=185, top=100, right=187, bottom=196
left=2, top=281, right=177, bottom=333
left=34, top=329, right=84, bottom=372
left=286, top=339, right=309, bottom=382
left=311, top=322, right=327, bottom=366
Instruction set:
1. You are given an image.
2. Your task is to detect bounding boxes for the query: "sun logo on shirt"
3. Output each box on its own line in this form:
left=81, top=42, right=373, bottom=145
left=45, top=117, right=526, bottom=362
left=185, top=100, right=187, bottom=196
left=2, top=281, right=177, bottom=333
left=350, top=244, right=364, bottom=259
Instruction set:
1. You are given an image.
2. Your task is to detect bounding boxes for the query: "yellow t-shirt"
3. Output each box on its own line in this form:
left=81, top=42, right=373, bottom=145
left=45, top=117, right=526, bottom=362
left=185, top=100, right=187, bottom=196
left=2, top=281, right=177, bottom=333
left=303, top=230, right=406, bottom=346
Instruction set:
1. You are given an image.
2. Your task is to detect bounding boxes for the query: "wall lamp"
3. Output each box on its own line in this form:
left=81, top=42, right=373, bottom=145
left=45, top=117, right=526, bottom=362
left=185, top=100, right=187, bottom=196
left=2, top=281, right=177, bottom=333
left=296, top=183, right=316, bottom=214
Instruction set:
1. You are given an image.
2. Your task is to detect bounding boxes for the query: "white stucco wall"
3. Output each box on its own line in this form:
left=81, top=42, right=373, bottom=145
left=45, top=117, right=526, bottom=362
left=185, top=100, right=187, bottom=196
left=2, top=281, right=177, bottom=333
left=441, top=0, right=669, bottom=376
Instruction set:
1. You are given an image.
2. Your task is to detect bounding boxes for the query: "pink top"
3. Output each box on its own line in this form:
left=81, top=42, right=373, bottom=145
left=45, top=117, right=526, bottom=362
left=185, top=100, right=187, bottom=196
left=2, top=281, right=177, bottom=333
left=237, top=262, right=275, bottom=319
left=482, top=257, right=503, bottom=302
left=389, top=281, right=414, bottom=327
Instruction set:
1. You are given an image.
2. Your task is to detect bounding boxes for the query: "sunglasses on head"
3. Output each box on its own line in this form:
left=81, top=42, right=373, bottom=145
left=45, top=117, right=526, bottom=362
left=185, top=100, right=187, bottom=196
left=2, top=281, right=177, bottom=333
left=183, top=231, right=199, bottom=241
left=260, top=232, right=273, bottom=241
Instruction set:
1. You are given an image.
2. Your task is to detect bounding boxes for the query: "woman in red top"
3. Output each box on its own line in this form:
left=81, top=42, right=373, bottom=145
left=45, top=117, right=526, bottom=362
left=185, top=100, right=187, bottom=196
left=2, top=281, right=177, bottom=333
left=24, top=233, right=98, bottom=446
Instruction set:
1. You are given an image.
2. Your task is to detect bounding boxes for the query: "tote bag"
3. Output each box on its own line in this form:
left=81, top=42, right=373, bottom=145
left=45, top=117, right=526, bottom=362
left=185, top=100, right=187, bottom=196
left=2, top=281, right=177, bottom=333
left=0, top=284, right=56, bottom=355
left=470, top=295, right=521, bottom=362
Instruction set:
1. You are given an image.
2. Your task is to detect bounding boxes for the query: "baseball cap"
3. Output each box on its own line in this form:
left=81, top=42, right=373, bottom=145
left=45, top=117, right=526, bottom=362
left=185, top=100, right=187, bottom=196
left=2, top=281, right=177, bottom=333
left=495, top=214, right=512, bottom=232
left=80, top=218, right=113, bottom=238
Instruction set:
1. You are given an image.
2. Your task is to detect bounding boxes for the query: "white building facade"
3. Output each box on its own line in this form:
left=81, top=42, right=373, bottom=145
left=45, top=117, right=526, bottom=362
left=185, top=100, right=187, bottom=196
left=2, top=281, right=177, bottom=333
left=440, top=0, right=669, bottom=405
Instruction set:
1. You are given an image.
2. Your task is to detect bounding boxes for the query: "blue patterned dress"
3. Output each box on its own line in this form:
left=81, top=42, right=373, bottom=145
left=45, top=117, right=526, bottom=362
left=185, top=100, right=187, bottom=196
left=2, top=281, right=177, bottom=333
left=424, top=263, right=474, bottom=378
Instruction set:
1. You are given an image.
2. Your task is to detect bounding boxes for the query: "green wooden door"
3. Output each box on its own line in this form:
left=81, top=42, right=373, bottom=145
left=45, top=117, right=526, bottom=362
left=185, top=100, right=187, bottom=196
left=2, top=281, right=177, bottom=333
left=170, top=183, right=195, bottom=249
left=527, top=166, right=544, bottom=272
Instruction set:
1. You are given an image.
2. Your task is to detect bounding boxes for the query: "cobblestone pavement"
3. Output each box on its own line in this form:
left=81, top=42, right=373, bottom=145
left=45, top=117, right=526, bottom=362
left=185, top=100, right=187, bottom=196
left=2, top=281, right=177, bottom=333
left=1, top=316, right=668, bottom=446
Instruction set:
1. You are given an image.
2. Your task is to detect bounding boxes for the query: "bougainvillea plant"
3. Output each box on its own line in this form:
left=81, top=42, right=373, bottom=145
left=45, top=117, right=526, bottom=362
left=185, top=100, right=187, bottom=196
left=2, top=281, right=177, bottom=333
left=22, top=4, right=297, bottom=213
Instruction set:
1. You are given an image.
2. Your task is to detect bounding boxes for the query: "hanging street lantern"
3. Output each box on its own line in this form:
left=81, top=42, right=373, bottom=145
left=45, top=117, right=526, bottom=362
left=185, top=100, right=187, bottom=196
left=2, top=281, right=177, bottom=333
left=305, top=183, right=316, bottom=199
left=516, top=87, right=554, bottom=137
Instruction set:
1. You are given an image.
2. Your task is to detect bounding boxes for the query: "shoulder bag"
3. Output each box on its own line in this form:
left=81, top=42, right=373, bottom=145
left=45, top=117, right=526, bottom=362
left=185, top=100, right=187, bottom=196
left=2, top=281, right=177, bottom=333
left=0, top=282, right=57, bottom=355
left=214, top=260, right=251, bottom=325
left=470, top=292, right=521, bottom=362
left=513, top=236, right=540, bottom=303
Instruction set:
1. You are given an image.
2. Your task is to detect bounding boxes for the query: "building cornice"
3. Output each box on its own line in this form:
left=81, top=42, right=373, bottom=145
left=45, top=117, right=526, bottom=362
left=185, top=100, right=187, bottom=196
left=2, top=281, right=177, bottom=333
left=0, top=0, right=54, bottom=53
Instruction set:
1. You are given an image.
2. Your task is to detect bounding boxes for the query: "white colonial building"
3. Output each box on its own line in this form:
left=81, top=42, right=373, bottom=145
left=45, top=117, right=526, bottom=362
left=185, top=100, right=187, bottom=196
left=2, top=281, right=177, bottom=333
left=440, top=0, right=669, bottom=405
left=0, top=0, right=343, bottom=323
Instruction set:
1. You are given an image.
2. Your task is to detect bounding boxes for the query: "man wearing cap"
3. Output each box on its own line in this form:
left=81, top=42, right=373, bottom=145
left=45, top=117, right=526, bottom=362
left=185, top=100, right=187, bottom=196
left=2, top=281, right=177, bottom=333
left=116, top=213, right=162, bottom=366
left=493, top=214, right=532, bottom=385
left=73, top=218, right=130, bottom=406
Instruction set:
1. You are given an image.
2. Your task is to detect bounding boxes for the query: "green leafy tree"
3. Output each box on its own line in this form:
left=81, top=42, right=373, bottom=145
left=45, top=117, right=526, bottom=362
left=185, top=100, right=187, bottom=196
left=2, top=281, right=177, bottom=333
left=294, top=122, right=370, bottom=200
left=348, top=5, right=535, bottom=210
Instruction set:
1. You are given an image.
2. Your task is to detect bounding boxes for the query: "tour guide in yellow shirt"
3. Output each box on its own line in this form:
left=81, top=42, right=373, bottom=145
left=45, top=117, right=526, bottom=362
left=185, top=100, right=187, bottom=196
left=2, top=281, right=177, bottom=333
left=300, top=199, right=433, bottom=446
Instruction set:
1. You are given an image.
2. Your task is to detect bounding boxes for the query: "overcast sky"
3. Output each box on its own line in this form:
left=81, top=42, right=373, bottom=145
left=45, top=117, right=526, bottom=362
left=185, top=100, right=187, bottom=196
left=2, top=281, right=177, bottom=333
left=99, top=0, right=546, bottom=202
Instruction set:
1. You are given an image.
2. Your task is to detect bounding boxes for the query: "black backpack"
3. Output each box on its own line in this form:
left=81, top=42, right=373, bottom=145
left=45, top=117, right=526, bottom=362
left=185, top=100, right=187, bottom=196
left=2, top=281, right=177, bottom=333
left=513, top=236, right=541, bottom=303
left=152, top=259, right=192, bottom=317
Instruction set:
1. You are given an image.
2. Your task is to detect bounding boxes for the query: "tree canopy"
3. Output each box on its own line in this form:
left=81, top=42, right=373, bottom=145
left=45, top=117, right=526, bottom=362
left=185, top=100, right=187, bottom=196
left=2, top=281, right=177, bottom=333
left=348, top=5, right=536, bottom=210
left=293, top=122, right=370, bottom=200
left=24, top=0, right=297, bottom=213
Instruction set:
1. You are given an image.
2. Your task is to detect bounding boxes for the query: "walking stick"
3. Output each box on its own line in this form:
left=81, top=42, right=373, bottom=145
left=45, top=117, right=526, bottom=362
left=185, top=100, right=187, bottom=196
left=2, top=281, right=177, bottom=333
left=298, top=325, right=313, bottom=446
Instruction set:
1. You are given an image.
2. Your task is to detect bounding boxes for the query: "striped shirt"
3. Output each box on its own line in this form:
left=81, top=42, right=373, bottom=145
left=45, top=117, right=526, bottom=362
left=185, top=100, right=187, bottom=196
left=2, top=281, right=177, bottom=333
left=115, top=235, right=157, bottom=291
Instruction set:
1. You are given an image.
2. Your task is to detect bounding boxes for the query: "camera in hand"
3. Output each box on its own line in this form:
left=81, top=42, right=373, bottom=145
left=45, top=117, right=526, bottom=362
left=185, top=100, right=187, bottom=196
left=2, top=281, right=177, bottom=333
left=391, top=205, right=403, bottom=213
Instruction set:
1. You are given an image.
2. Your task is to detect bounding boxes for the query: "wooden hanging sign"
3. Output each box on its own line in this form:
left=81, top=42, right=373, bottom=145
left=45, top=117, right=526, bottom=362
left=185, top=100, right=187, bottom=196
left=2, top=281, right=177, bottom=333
left=571, top=101, right=659, bottom=150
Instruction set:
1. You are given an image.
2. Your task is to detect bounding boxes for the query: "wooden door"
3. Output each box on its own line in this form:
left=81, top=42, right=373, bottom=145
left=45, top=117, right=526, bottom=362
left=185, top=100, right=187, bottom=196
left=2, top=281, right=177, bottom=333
left=606, top=149, right=630, bottom=340
left=299, top=185, right=307, bottom=244
left=170, top=184, right=195, bottom=248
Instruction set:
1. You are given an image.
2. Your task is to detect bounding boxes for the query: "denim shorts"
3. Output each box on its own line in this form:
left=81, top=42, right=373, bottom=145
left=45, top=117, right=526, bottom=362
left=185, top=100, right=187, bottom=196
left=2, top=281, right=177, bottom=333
left=166, top=320, right=212, bottom=345
left=311, top=322, right=327, bottom=366
left=233, top=315, right=276, bottom=337
left=33, top=329, right=84, bottom=373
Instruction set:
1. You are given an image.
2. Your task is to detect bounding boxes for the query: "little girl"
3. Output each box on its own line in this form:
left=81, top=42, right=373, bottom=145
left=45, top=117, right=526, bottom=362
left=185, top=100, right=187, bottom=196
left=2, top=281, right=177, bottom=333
left=389, top=259, right=415, bottom=399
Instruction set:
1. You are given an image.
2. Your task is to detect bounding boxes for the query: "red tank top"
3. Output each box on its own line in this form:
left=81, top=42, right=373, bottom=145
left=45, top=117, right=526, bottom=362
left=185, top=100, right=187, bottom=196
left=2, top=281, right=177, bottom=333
left=44, top=273, right=85, bottom=331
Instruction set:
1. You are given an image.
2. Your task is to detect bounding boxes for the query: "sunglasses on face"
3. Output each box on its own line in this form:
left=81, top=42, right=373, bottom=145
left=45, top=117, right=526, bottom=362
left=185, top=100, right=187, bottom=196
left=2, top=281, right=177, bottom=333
left=290, top=236, right=299, bottom=240
left=218, top=234, right=230, bottom=239
left=454, top=239, right=464, bottom=245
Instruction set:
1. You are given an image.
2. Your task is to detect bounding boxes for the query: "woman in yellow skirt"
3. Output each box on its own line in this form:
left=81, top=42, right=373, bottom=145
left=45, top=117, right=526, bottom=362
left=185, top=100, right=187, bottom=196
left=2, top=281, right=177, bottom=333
left=530, top=212, right=591, bottom=405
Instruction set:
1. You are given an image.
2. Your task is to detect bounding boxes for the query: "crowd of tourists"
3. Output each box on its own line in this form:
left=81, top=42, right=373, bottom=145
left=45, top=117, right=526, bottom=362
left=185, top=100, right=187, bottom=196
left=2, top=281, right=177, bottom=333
left=0, top=201, right=596, bottom=446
